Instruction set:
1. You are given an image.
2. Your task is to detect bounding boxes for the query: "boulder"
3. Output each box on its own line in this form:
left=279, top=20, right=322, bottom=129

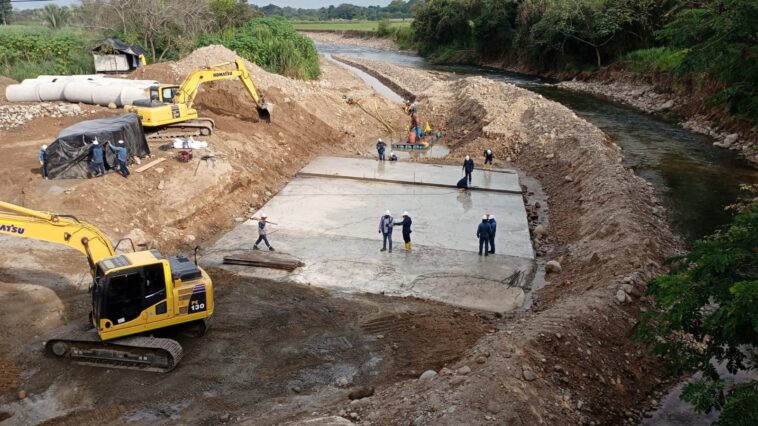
left=545, top=260, right=562, bottom=274
left=419, top=370, right=437, bottom=380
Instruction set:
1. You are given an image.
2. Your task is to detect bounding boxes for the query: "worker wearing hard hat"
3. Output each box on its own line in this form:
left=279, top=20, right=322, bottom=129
left=376, top=138, right=387, bottom=161
left=484, top=149, right=494, bottom=170
left=394, top=211, right=413, bottom=251
left=389, top=151, right=398, bottom=161
left=463, top=155, right=475, bottom=185
left=487, top=213, right=497, bottom=254
left=38, top=144, right=48, bottom=179
left=477, top=214, right=493, bottom=256
left=90, top=138, right=105, bottom=177
left=108, top=140, right=130, bottom=178
left=378, top=210, right=395, bottom=252
left=253, top=213, right=275, bottom=251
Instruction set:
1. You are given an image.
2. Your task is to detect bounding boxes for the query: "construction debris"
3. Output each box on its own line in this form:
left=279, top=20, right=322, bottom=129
left=135, top=158, right=166, bottom=173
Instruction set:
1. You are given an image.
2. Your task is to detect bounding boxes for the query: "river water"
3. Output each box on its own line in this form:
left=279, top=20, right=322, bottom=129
left=315, top=42, right=758, bottom=242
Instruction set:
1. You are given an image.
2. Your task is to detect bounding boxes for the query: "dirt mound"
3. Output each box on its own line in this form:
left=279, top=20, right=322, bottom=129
left=0, top=358, right=20, bottom=397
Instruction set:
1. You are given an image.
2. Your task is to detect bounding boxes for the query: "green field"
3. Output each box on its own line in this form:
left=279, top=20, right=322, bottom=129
left=293, top=20, right=411, bottom=32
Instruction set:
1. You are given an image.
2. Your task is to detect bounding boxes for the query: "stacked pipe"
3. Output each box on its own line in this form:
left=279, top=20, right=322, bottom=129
left=5, top=75, right=159, bottom=107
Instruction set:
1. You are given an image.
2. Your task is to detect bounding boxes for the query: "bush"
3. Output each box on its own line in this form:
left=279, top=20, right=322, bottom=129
left=0, top=25, right=94, bottom=80
left=198, top=17, right=320, bottom=80
left=624, top=47, right=688, bottom=73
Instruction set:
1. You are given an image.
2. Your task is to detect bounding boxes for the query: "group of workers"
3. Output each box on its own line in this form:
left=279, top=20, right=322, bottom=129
left=378, top=210, right=413, bottom=252
left=37, top=139, right=130, bottom=180
left=375, top=139, right=398, bottom=162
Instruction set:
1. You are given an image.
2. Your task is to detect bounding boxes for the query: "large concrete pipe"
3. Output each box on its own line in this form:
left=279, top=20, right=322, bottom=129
left=37, top=83, right=67, bottom=102
left=92, top=85, right=125, bottom=106
left=5, top=84, right=39, bottom=102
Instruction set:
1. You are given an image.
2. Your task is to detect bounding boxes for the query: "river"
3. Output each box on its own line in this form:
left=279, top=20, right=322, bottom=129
left=315, top=42, right=758, bottom=243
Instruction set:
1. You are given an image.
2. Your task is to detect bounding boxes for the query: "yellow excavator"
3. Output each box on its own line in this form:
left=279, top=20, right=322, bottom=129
left=0, top=201, right=214, bottom=372
left=124, top=58, right=272, bottom=140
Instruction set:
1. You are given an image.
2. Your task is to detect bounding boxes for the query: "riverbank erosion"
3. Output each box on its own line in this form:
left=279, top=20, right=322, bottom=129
left=329, top=56, right=679, bottom=424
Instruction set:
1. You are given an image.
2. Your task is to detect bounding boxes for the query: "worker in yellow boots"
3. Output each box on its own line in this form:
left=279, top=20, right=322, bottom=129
left=394, top=211, right=413, bottom=251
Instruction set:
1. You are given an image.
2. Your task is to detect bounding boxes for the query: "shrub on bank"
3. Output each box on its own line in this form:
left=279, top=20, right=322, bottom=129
left=0, top=25, right=94, bottom=81
left=623, top=47, right=688, bottom=73
left=198, top=17, right=321, bottom=80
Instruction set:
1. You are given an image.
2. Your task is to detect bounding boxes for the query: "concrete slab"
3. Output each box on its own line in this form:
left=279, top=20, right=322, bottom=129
left=300, top=156, right=521, bottom=193
left=204, top=156, right=535, bottom=313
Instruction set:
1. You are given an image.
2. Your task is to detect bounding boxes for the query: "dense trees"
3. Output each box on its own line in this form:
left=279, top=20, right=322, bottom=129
left=636, top=187, right=758, bottom=424
left=256, top=1, right=419, bottom=21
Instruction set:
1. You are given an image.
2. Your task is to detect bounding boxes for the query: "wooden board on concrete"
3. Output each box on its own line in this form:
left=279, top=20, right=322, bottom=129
left=223, top=251, right=304, bottom=271
left=136, top=158, right=166, bottom=173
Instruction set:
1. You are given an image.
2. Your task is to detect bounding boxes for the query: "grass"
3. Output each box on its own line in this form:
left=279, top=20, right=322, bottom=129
left=624, top=47, right=688, bottom=73
left=0, top=25, right=95, bottom=81
left=292, top=20, right=411, bottom=33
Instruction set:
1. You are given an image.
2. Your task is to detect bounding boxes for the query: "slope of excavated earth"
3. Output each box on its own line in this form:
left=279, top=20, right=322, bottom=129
left=324, top=57, right=680, bottom=425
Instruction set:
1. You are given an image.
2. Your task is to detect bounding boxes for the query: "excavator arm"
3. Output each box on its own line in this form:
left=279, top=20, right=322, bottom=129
left=176, top=58, right=272, bottom=122
left=0, top=201, right=115, bottom=273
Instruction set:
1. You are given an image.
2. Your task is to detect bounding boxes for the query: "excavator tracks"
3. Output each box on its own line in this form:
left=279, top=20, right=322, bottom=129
left=45, top=330, right=183, bottom=373
left=145, top=118, right=214, bottom=141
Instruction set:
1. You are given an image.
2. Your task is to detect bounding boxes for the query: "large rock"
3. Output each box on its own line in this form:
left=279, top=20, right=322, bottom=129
left=419, top=370, right=437, bottom=380
left=723, top=133, right=739, bottom=147
left=545, top=260, right=562, bottom=274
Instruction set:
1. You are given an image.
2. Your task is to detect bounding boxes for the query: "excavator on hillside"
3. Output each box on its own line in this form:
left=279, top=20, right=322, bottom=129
left=125, top=58, right=273, bottom=140
left=0, top=201, right=214, bottom=372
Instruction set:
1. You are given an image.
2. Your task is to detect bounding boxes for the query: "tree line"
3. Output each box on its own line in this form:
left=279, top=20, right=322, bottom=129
left=411, top=0, right=757, bottom=123
left=256, top=0, right=420, bottom=21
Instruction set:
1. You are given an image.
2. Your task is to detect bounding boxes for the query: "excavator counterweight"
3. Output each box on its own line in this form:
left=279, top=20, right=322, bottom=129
left=0, top=201, right=214, bottom=372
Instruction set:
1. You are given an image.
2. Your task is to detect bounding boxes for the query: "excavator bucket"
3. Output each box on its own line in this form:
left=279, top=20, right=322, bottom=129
left=257, top=102, right=273, bottom=123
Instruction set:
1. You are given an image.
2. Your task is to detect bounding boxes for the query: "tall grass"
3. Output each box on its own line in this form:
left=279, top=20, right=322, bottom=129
left=0, top=25, right=94, bottom=81
left=198, top=18, right=321, bottom=80
left=623, top=47, right=688, bottom=73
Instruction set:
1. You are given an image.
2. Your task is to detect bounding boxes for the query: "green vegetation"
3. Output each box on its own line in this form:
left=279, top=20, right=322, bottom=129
left=257, top=0, right=419, bottom=21
left=636, top=185, right=758, bottom=424
left=199, top=18, right=320, bottom=80
left=0, top=25, right=94, bottom=81
left=411, top=0, right=758, bottom=122
left=292, top=20, right=410, bottom=32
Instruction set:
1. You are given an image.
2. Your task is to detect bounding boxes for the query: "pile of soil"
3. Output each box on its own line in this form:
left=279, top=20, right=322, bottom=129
left=325, top=56, right=679, bottom=425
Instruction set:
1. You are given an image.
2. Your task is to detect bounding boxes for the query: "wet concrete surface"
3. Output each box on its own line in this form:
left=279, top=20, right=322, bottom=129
left=205, top=157, right=535, bottom=313
left=300, top=156, right=521, bottom=193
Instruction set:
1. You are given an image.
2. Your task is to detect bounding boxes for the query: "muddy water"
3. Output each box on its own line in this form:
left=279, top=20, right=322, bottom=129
left=315, top=42, right=758, bottom=242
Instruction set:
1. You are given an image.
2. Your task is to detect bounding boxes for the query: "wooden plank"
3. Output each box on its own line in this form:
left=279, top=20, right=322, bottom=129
left=223, top=252, right=304, bottom=271
left=135, top=158, right=166, bottom=173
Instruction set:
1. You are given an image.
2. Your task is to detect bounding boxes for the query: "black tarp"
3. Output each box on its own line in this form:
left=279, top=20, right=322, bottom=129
left=92, top=38, right=148, bottom=58
left=46, top=114, right=150, bottom=179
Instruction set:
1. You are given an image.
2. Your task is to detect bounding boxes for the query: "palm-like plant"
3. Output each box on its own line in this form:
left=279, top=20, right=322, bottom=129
left=41, top=4, right=70, bottom=29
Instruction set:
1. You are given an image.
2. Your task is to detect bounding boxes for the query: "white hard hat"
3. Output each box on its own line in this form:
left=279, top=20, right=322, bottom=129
left=490, top=215, right=495, bottom=219
left=41, top=144, right=48, bottom=150
left=402, top=211, right=409, bottom=216
left=465, top=155, right=470, bottom=160
left=260, top=213, right=267, bottom=218
left=92, top=140, right=99, bottom=145
left=482, top=215, right=488, bottom=220
left=391, top=151, right=395, bottom=155
left=378, top=138, right=383, bottom=142
left=118, top=140, right=124, bottom=144
left=487, top=149, right=492, bottom=154
left=385, top=210, right=391, bottom=215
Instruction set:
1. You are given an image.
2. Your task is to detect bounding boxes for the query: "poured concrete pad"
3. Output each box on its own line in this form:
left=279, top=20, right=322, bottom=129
left=205, top=157, right=535, bottom=313
left=301, top=156, right=521, bottom=193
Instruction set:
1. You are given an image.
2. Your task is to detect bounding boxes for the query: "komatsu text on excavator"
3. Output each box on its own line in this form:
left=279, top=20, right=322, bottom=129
left=124, top=58, right=272, bottom=139
left=0, top=201, right=214, bottom=372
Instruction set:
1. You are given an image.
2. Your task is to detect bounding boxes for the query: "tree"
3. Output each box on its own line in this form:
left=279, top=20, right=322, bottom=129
left=657, top=0, right=758, bottom=122
left=210, top=0, right=256, bottom=30
left=41, top=4, right=71, bottom=29
left=0, top=0, right=11, bottom=25
left=636, top=185, right=758, bottom=424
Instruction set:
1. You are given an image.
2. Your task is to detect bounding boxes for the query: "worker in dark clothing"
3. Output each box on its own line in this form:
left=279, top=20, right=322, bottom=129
left=477, top=215, right=492, bottom=256
left=463, top=155, right=475, bottom=184
left=378, top=210, right=394, bottom=252
left=90, top=139, right=105, bottom=177
left=456, top=176, right=469, bottom=191
left=376, top=138, right=387, bottom=161
left=108, top=140, right=130, bottom=178
left=253, top=213, right=275, bottom=251
left=484, top=149, right=493, bottom=170
left=487, top=214, right=497, bottom=254
left=38, top=144, right=48, bottom=179
left=389, top=151, right=398, bottom=161
left=394, top=211, right=413, bottom=251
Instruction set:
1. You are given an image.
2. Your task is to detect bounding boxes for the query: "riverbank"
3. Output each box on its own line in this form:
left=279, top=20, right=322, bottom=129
left=330, top=55, right=680, bottom=424
left=301, top=30, right=409, bottom=53
left=305, top=32, right=757, bottom=167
